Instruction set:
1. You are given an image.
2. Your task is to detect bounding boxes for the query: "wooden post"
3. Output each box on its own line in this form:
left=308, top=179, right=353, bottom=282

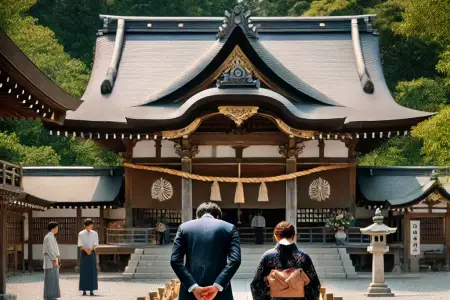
left=0, top=204, right=7, bottom=294
left=27, top=209, right=33, bottom=272
left=286, top=157, right=297, bottom=229
left=403, top=210, right=410, bottom=272
left=181, top=158, right=192, bottom=223
left=445, top=203, right=450, bottom=269
left=99, top=206, right=105, bottom=244
left=348, top=165, right=357, bottom=218
left=76, top=207, right=82, bottom=268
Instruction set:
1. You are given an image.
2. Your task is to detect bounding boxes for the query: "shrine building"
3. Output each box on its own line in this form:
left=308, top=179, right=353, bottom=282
left=1, top=6, right=449, bottom=284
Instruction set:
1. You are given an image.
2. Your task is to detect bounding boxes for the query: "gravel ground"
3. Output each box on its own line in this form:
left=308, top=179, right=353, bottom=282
left=6, top=272, right=450, bottom=300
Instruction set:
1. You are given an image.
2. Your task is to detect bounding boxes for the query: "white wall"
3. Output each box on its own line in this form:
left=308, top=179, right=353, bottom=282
left=133, top=140, right=156, bottom=158
left=196, top=145, right=213, bottom=158
left=104, top=208, right=126, bottom=219
left=31, top=244, right=78, bottom=260
left=324, top=140, right=348, bottom=158
left=242, top=145, right=280, bottom=158
left=298, top=140, right=319, bottom=158
left=82, top=208, right=99, bottom=218
left=161, top=140, right=178, bottom=157
left=216, top=146, right=235, bottom=157
left=33, top=208, right=76, bottom=218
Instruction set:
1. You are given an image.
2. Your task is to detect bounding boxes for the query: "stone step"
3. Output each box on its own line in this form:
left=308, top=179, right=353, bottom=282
left=142, top=247, right=339, bottom=255
left=131, top=272, right=348, bottom=280
left=136, top=259, right=344, bottom=267
left=134, top=265, right=345, bottom=274
left=135, top=253, right=342, bottom=261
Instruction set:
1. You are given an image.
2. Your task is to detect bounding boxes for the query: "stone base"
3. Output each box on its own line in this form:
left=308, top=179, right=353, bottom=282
left=365, top=283, right=394, bottom=297
left=391, top=265, right=402, bottom=274
left=0, top=294, right=17, bottom=300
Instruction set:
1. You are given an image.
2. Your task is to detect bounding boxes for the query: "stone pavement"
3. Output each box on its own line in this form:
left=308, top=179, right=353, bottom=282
left=6, top=272, right=450, bottom=300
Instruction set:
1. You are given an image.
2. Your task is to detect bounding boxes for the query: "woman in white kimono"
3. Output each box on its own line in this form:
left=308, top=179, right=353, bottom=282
left=43, top=221, right=61, bottom=300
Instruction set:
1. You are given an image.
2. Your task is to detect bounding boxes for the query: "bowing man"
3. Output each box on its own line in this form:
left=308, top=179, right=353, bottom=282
left=78, top=219, right=99, bottom=296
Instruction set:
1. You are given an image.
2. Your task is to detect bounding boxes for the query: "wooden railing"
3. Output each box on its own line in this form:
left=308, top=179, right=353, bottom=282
left=0, top=160, right=22, bottom=191
left=108, top=226, right=369, bottom=246
left=107, top=228, right=158, bottom=245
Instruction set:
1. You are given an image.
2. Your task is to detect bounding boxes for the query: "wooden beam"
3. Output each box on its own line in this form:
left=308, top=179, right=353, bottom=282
left=181, top=158, right=193, bottom=223
left=348, top=165, right=356, bottom=217
left=190, top=132, right=288, bottom=146
left=286, top=158, right=297, bottom=229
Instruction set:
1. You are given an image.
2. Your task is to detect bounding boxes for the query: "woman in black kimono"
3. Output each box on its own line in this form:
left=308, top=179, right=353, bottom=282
left=250, top=221, right=321, bottom=300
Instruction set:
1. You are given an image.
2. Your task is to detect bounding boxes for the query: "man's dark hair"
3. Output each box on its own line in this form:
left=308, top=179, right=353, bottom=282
left=84, top=218, right=94, bottom=227
left=48, top=221, right=58, bottom=231
left=196, top=202, right=222, bottom=219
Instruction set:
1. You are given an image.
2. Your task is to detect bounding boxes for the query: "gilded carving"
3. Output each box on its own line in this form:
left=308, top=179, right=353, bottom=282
left=273, top=119, right=315, bottom=138
left=162, top=118, right=203, bottom=139
left=174, top=143, right=199, bottom=159
left=222, top=46, right=254, bottom=75
left=279, top=143, right=305, bottom=158
left=218, top=106, right=259, bottom=126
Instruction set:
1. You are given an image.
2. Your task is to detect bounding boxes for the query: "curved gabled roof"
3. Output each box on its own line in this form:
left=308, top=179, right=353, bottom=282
left=63, top=10, right=432, bottom=133
left=0, top=30, right=82, bottom=123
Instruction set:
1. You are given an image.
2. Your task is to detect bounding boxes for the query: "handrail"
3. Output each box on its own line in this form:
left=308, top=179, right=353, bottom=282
left=107, top=226, right=372, bottom=245
left=0, top=160, right=23, bottom=190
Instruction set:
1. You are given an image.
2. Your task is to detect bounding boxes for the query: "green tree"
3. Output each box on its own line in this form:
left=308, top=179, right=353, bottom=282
left=394, top=78, right=449, bottom=112
left=30, top=0, right=106, bottom=65
left=0, top=132, right=60, bottom=166
left=412, top=107, right=450, bottom=166
left=358, top=136, right=424, bottom=166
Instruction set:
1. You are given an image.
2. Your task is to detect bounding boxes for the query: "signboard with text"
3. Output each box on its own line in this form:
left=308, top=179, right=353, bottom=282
left=410, top=220, right=420, bottom=256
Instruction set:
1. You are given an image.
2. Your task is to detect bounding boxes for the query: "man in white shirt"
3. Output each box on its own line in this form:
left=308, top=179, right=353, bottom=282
left=251, top=211, right=266, bottom=245
left=78, top=219, right=99, bottom=296
left=43, top=221, right=61, bottom=300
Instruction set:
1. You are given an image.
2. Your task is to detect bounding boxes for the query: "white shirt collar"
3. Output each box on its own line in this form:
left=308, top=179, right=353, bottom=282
left=279, top=238, right=294, bottom=245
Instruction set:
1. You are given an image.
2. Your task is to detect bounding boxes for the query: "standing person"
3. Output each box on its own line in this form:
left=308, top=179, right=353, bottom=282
left=43, top=221, right=61, bottom=300
left=78, top=219, right=99, bottom=296
left=251, top=210, right=266, bottom=245
left=171, top=202, right=241, bottom=300
left=250, top=221, right=321, bottom=300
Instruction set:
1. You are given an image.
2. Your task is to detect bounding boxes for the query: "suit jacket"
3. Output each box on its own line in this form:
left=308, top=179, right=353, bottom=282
left=170, top=215, right=241, bottom=300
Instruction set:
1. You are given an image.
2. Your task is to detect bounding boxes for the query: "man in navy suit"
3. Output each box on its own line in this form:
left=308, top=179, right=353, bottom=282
left=171, top=202, right=241, bottom=300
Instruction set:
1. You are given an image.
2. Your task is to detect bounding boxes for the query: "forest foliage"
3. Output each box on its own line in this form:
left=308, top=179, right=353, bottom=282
left=0, top=0, right=449, bottom=166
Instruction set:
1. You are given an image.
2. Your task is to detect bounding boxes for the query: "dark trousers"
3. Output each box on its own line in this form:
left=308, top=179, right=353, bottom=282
left=79, top=250, right=98, bottom=292
left=254, top=227, right=265, bottom=244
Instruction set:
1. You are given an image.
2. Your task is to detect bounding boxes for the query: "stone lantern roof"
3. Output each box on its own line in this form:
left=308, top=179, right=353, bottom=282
left=360, top=208, right=397, bottom=235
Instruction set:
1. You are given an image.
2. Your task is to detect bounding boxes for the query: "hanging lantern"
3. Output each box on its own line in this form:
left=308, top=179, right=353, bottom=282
left=210, top=181, right=222, bottom=202
left=258, top=182, right=269, bottom=202
left=234, top=181, right=245, bottom=204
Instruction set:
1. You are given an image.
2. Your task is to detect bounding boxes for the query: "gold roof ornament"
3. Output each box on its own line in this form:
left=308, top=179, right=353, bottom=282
left=218, top=106, right=259, bottom=126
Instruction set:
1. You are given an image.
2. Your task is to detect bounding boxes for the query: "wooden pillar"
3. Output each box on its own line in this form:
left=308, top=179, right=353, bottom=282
left=181, top=158, right=192, bottom=223
left=99, top=206, right=105, bottom=244
left=27, top=209, right=33, bottom=272
left=0, top=204, right=7, bottom=294
left=403, top=210, right=410, bottom=272
left=76, top=207, right=82, bottom=264
left=348, top=165, right=357, bottom=218
left=445, top=203, right=450, bottom=269
left=286, top=158, right=297, bottom=229
left=123, top=140, right=136, bottom=228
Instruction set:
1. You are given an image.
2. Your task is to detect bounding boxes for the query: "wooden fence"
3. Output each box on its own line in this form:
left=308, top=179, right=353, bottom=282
left=0, top=160, right=22, bottom=190
left=32, top=217, right=100, bottom=244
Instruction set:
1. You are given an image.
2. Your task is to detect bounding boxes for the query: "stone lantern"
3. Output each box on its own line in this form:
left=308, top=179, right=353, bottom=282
left=360, top=208, right=397, bottom=297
